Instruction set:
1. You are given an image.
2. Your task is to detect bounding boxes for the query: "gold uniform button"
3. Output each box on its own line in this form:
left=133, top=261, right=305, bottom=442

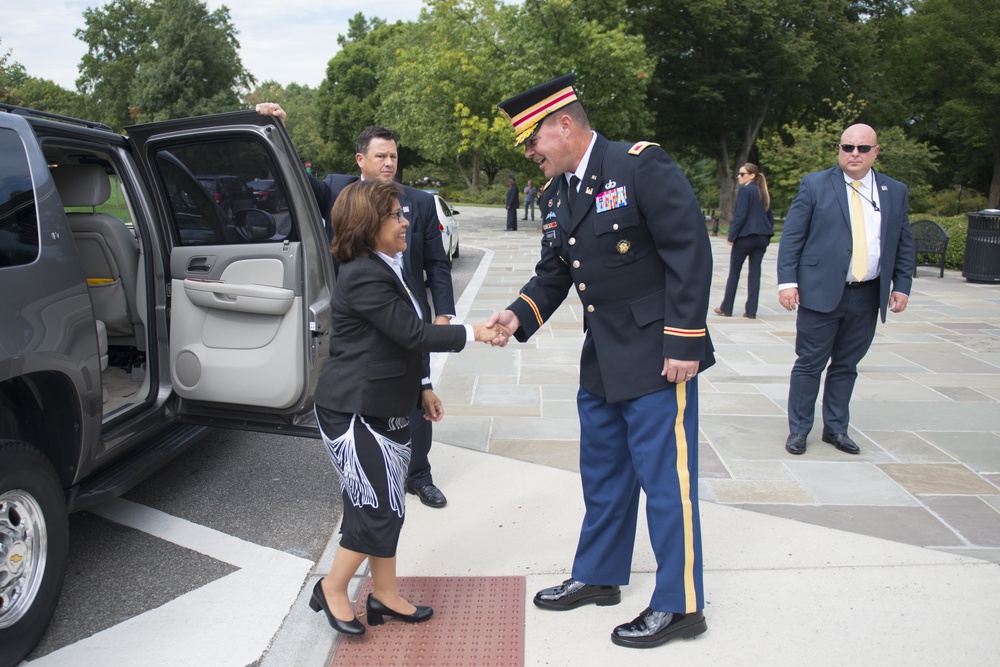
left=587, top=305, right=595, bottom=313
left=572, top=260, right=580, bottom=268
left=578, top=283, right=587, bottom=291
left=568, top=237, right=576, bottom=245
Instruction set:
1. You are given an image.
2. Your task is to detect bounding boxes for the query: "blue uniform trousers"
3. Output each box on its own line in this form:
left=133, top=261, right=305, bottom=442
left=572, top=382, right=704, bottom=614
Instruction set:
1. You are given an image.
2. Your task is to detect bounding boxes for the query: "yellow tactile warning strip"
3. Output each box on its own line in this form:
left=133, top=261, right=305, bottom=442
left=331, top=576, right=525, bottom=667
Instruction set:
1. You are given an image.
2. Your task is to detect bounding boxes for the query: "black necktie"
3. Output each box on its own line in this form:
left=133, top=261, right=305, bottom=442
left=567, top=175, right=580, bottom=213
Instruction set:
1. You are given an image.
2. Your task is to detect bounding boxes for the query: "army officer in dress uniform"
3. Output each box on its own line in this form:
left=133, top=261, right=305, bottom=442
left=488, top=73, right=715, bottom=649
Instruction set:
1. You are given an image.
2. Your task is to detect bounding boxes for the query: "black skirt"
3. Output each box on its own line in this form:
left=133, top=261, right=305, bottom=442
left=315, top=405, right=412, bottom=558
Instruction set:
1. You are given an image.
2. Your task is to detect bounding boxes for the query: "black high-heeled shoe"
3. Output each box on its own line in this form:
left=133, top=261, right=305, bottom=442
left=309, top=579, right=365, bottom=636
left=365, top=593, right=434, bottom=626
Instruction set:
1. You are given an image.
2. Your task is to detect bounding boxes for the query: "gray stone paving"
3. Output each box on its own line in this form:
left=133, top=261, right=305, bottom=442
left=435, top=206, right=1000, bottom=564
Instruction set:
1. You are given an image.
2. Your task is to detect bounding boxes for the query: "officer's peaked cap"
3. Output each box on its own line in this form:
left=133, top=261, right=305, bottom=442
left=497, top=73, right=578, bottom=147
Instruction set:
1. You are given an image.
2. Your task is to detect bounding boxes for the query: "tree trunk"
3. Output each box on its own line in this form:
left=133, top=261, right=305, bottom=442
left=990, top=142, right=1000, bottom=208
left=715, top=92, right=771, bottom=223
left=471, top=151, right=481, bottom=191
left=455, top=154, right=472, bottom=190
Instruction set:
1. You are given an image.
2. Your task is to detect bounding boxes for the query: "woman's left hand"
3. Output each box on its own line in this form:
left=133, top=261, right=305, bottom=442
left=421, top=389, right=444, bottom=422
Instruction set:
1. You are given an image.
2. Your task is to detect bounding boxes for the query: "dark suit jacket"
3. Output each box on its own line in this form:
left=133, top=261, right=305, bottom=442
left=506, top=184, right=519, bottom=207
left=323, top=174, right=456, bottom=388
left=314, top=254, right=467, bottom=418
left=728, top=182, right=774, bottom=242
left=508, top=134, right=715, bottom=403
left=777, top=166, right=915, bottom=322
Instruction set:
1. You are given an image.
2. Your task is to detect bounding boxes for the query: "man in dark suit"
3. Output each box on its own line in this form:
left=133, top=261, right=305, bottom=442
left=489, top=74, right=714, bottom=650
left=253, top=104, right=454, bottom=508
left=323, top=127, right=456, bottom=508
left=505, top=176, right=519, bottom=230
left=778, top=123, right=914, bottom=456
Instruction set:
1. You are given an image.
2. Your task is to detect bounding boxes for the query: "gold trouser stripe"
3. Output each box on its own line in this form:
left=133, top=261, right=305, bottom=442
left=674, top=381, right=697, bottom=612
left=519, top=293, right=543, bottom=326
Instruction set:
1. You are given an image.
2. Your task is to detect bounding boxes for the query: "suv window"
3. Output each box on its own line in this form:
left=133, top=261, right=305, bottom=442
left=153, top=139, right=292, bottom=246
left=0, top=128, right=40, bottom=267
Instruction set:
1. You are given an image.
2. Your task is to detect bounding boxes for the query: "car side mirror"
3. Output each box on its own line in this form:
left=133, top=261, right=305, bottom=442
left=450, top=209, right=460, bottom=216
left=234, top=209, right=277, bottom=241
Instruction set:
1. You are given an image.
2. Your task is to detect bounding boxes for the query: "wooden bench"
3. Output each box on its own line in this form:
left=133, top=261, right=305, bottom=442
left=911, top=219, right=949, bottom=278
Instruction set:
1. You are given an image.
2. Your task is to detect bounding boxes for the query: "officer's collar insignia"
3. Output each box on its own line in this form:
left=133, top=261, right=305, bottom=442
left=585, top=187, right=594, bottom=195
left=617, top=239, right=631, bottom=254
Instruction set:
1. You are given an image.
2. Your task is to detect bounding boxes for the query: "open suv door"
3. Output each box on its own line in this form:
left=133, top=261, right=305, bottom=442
left=126, top=112, right=333, bottom=434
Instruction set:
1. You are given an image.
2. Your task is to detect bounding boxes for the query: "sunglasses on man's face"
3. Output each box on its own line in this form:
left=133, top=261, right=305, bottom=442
left=840, top=144, right=875, bottom=154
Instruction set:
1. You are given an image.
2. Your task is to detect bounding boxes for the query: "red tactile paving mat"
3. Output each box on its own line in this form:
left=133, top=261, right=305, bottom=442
left=330, top=576, right=525, bottom=667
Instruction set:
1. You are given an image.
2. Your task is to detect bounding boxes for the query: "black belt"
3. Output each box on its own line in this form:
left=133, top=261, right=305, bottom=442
left=845, top=279, right=877, bottom=288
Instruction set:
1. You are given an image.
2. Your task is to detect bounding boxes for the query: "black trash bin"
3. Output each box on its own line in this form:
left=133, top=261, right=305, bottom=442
left=963, top=209, right=1000, bottom=283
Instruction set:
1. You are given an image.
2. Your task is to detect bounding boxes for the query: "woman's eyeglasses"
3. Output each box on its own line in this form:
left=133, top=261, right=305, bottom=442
left=840, top=144, right=875, bottom=153
left=738, top=171, right=749, bottom=176
left=389, top=209, right=403, bottom=223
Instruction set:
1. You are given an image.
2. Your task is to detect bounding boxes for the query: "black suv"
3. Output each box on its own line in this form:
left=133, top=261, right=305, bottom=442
left=0, top=105, right=335, bottom=667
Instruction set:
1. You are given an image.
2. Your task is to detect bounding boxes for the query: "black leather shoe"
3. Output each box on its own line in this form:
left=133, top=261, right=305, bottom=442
left=822, top=432, right=860, bottom=454
left=308, top=579, right=365, bottom=635
left=407, top=483, right=447, bottom=508
left=533, top=578, right=621, bottom=610
left=365, top=594, right=433, bottom=626
left=785, top=433, right=807, bottom=455
left=611, top=608, right=707, bottom=648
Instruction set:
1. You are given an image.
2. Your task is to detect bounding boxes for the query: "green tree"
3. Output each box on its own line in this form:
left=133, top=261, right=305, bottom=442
left=628, top=0, right=890, bottom=222
left=379, top=0, right=651, bottom=191
left=315, top=14, right=400, bottom=175
left=1, top=39, right=84, bottom=115
left=1, top=39, right=28, bottom=104
left=75, top=0, right=156, bottom=129
left=896, top=0, right=1000, bottom=206
left=75, top=0, right=252, bottom=129
left=131, top=0, right=253, bottom=122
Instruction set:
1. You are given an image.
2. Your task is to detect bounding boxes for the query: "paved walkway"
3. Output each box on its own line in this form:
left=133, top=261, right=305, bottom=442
left=266, top=206, right=1000, bottom=666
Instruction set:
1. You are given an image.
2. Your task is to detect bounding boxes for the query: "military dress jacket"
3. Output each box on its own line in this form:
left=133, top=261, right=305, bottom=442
left=508, top=133, right=715, bottom=403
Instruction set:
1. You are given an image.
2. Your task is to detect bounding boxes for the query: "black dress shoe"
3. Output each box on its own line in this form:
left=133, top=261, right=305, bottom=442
left=308, top=579, right=365, bottom=635
left=611, top=608, right=707, bottom=648
left=533, top=578, right=621, bottom=610
left=822, top=432, right=861, bottom=454
left=785, top=433, right=807, bottom=455
left=365, top=594, right=433, bottom=626
left=407, top=483, right=447, bottom=508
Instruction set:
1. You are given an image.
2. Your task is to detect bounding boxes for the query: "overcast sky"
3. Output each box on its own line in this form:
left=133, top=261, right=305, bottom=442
left=3, top=1, right=429, bottom=91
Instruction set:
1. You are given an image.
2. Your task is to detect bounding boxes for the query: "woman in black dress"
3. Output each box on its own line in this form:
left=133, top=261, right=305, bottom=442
left=308, top=180, right=504, bottom=636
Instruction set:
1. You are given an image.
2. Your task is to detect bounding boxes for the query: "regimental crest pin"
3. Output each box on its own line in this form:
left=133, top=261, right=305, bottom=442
left=616, top=239, right=631, bottom=254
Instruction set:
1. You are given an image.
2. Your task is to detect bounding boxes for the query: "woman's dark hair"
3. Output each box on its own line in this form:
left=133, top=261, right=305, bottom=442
left=742, top=163, right=771, bottom=212
left=330, top=180, right=403, bottom=262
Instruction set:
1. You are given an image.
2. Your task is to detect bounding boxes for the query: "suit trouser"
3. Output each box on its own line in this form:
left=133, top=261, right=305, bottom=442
left=406, top=406, right=434, bottom=487
left=787, top=281, right=879, bottom=435
left=506, top=207, right=518, bottom=230
left=719, top=234, right=769, bottom=317
left=572, top=383, right=704, bottom=614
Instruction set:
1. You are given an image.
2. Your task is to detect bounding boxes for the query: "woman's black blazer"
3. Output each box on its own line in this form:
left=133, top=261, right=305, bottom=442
left=314, top=254, right=467, bottom=418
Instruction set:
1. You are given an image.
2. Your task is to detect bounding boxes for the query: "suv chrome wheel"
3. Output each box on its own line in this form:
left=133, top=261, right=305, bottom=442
left=0, top=489, right=47, bottom=629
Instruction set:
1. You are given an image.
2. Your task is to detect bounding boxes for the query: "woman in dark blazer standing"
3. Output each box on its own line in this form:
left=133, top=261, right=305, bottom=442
left=715, top=163, right=775, bottom=319
left=309, top=180, right=503, bottom=636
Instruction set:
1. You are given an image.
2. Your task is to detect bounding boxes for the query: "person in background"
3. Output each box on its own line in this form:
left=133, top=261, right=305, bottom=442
left=506, top=176, right=519, bottom=230
left=489, top=73, right=714, bottom=650
left=523, top=178, right=537, bottom=221
left=778, top=124, right=914, bottom=456
left=714, top=163, right=774, bottom=319
left=309, top=180, right=505, bottom=636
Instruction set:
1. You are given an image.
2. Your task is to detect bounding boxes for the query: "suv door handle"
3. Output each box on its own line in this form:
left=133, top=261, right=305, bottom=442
left=187, top=256, right=214, bottom=272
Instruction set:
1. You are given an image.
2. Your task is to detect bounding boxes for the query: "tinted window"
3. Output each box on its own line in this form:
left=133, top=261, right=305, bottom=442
left=152, top=139, right=292, bottom=246
left=0, top=129, right=40, bottom=268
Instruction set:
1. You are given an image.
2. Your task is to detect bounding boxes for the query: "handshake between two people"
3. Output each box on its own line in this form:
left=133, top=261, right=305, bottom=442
left=466, top=310, right=521, bottom=347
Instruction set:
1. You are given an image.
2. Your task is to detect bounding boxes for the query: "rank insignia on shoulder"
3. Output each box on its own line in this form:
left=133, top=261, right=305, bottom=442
left=628, top=141, right=660, bottom=155
left=596, top=185, right=628, bottom=214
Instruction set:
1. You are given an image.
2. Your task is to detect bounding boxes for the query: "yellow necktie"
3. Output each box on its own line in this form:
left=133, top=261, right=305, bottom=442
left=849, top=181, right=867, bottom=282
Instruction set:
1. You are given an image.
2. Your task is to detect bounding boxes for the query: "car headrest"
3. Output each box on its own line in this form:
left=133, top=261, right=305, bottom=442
left=51, top=164, right=111, bottom=208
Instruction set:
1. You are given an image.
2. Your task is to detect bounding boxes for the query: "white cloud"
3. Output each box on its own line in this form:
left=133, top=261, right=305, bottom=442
left=2, top=0, right=429, bottom=91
